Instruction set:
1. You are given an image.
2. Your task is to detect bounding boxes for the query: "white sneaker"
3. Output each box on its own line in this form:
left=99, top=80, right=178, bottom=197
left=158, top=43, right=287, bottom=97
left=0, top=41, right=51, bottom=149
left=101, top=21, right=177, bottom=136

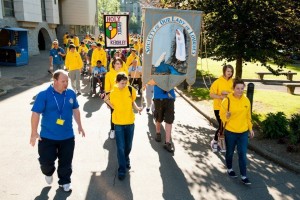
left=109, top=130, right=115, bottom=139
left=211, top=139, right=218, bottom=152
left=60, top=183, right=72, bottom=192
left=45, top=175, right=53, bottom=185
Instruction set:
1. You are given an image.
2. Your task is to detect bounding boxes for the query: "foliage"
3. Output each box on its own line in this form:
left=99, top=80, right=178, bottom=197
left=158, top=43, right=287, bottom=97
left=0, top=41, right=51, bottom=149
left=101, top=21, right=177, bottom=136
left=252, top=112, right=263, bottom=131
left=188, top=87, right=210, bottom=100
left=157, top=0, right=300, bottom=78
left=129, top=13, right=139, bottom=33
left=97, top=0, right=120, bottom=29
left=289, top=113, right=300, bottom=144
left=261, top=112, right=289, bottom=139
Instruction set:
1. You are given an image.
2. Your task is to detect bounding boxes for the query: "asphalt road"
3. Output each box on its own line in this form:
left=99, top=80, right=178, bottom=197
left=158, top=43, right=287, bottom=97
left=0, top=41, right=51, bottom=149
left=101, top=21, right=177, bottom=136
left=0, top=77, right=300, bottom=200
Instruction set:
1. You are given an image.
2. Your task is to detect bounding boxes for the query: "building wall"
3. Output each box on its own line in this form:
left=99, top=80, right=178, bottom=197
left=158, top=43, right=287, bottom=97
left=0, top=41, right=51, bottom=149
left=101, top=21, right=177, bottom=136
left=45, top=0, right=60, bottom=24
left=14, top=0, right=42, bottom=22
left=61, top=0, right=96, bottom=26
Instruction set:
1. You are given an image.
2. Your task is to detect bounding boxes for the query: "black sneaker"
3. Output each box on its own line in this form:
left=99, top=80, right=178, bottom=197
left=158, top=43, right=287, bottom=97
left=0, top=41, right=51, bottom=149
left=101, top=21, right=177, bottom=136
left=241, top=177, right=251, bottom=185
left=164, top=142, right=174, bottom=152
left=227, top=170, right=238, bottom=178
left=155, top=133, right=161, bottom=142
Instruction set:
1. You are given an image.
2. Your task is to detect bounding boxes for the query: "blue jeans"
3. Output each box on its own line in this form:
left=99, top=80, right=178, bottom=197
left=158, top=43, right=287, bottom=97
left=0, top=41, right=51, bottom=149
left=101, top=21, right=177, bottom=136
left=225, top=130, right=249, bottom=177
left=115, top=124, right=135, bottom=176
left=53, top=63, right=64, bottom=71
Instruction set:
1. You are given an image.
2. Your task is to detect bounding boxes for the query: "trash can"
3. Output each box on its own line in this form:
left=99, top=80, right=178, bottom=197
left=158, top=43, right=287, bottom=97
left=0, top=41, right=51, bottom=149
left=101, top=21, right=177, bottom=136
left=0, top=27, right=29, bottom=66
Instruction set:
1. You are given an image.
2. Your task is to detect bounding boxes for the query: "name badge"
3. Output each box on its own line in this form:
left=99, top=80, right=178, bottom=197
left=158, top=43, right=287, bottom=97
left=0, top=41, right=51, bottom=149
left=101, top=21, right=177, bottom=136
left=56, top=118, right=65, bottom=125
left=55, top=55, right=58, bottom=57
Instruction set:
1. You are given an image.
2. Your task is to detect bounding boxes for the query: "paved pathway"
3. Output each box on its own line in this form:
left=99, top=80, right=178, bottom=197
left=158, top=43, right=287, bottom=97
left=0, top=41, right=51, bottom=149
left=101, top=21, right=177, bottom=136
left=0, top=52, right=300, bottom=200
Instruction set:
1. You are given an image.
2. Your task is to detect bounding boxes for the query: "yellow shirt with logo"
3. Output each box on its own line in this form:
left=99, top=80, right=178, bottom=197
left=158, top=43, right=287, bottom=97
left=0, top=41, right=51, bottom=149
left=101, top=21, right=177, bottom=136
left=65, top=51, right=83, bottom=71
left=110, top=85, right=136, bottom=125
left=91, top=48, right=107, bottom=67
left=210, top=76, right=233, bottom=110
left=220, top=93, right=253, bottom=133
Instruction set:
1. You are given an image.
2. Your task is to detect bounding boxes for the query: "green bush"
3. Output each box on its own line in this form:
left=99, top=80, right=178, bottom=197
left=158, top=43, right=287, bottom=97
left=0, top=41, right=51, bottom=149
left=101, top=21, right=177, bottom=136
left=261, top=112, right=289, bottom=139
left=288, top=113, right=300, bottom=144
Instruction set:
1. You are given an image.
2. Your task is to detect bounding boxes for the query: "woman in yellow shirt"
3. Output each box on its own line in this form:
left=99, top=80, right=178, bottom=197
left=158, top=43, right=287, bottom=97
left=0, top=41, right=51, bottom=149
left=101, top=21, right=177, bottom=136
left=103, top=58, right=124, bottom=139
left=209, top=65, right=234, bottom=152
left=220, top=79, right=255, bottom=185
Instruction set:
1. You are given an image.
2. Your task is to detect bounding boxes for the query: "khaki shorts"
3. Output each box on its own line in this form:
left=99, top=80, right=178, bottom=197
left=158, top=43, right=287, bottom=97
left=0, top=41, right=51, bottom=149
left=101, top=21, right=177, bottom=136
left=153, top=99, right=175, bottom=124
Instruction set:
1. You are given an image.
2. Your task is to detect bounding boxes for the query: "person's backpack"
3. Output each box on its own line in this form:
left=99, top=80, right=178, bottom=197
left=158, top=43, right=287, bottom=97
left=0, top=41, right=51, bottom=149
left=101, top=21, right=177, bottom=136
left=128, top=85, right=133, bottom=97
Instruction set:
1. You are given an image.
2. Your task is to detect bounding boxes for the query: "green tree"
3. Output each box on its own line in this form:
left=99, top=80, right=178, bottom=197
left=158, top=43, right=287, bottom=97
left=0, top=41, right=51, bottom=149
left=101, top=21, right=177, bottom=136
left=157, top=0, right=300, bottom=78
left=129, top=13, right=139, bottom=33
left=98, top=0, right=121, bottom=29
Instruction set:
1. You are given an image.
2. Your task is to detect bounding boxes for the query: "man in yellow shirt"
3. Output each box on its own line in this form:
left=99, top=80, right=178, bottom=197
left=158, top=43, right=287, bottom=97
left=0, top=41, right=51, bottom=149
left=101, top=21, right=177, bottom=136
left=91, top=43, right=107, bottom=68
left=110, top=72, right=142, bottom=180
left=125, top=49, right=141, bottom=67
left=65, top=44, right=83, bottom=94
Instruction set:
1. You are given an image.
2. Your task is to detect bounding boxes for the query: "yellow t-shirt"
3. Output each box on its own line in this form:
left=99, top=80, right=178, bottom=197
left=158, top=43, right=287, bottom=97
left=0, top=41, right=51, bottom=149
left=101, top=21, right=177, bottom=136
left=126, top=54, right=141, bottom=67
left=91, top=48, right=107, bottom=67
left=74, top=37, right=80, bottom=47
left=65, top=51, right=83, bottom=71
left=210, top=76, right=233, bottom=110
left=220, top=93, right=253, bottom=133
left=110, top=85, right=136, bottom=125
left=78, top=45, right=88, bottom=54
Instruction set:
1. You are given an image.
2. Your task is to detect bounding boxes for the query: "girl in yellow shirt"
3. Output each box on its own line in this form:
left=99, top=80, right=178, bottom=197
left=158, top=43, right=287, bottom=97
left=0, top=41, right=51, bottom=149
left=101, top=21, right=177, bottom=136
left=209, top=65, right=234, bottom=152
left=103, top=58, right=124, bottom=139
left=220, top=79, right=255, bottom=185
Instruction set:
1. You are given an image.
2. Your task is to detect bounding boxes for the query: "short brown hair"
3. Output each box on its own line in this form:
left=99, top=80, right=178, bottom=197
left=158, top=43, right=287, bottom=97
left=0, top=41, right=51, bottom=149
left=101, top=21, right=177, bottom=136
left=233, top=78, right=245, bottom=88
left=116, top=72, right=128, bottom=82
left=53, top=69, right=68, bottom=80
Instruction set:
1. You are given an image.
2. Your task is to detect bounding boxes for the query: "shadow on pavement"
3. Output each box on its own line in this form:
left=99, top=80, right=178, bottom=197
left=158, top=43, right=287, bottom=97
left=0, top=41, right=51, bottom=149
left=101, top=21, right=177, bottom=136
left=85, top=138, right=133, bottom=200
left=34, top=186, right=51, bottom=200
left=146, top=114, right=195, bottom=200
left=175, top=123, right=300, bottom=200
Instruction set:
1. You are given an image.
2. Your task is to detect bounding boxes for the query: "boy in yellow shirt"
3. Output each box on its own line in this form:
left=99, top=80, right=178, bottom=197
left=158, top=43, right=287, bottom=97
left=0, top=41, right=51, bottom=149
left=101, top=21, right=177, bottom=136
left=65, top=44, right=83, bottom=94
left=110, top=72, right=142, bottom=180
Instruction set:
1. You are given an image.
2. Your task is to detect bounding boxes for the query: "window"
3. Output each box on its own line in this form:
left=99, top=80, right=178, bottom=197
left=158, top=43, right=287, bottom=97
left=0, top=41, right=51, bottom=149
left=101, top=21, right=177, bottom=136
left=41, top=0, right=46, bottom=21
left=3, top=0, right=14, bottom=17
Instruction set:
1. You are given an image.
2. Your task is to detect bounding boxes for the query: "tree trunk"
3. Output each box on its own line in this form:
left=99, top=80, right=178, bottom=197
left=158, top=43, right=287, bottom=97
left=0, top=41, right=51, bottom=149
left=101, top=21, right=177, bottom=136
left=235, top=56, right=243, bottom=79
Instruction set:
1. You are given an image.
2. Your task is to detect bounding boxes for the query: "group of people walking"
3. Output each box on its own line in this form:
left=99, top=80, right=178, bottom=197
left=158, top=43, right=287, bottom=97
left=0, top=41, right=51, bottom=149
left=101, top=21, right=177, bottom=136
left=30, top=32, right=255, bottom=193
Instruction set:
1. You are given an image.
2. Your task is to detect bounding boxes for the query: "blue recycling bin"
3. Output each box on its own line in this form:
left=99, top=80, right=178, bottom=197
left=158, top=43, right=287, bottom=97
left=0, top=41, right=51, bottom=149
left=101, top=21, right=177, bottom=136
left=0, top=27, right=29, bottom=66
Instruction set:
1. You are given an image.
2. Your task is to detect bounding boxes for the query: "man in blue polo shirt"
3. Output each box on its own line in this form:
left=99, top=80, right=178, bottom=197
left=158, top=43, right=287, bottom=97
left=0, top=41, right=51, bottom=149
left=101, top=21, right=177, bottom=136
left=30, top=70, right=85, bottom=192
left=49, top=40, right=66, bottom=73
left=153, top=85, right=176, bottom=153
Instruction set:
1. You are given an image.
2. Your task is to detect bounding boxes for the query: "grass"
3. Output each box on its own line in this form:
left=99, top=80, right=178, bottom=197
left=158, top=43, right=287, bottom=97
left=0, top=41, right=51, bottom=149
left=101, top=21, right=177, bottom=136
left=188, top=58, right=300, bottom=125
left=185, top=86, right=300, bottom=121
left=197, top=58, right=300, bottom=80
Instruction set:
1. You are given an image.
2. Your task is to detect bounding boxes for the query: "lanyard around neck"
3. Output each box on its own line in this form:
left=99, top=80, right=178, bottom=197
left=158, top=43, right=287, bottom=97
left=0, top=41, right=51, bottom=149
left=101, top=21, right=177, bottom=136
left=53, top=91, right=66, bottom=118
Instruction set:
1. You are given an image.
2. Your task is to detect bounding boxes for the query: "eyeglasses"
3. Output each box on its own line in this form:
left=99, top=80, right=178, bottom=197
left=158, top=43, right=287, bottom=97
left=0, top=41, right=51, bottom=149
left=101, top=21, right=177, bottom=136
left=53, top=43, right=58, bottom=45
